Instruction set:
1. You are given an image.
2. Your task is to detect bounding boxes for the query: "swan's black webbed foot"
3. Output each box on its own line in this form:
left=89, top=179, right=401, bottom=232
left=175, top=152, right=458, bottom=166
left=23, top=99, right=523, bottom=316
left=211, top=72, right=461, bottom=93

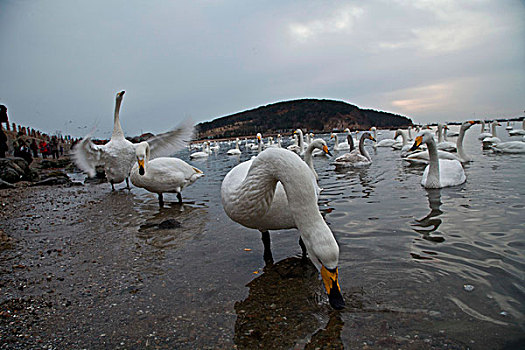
left=158, top=193, right=164, bottom=208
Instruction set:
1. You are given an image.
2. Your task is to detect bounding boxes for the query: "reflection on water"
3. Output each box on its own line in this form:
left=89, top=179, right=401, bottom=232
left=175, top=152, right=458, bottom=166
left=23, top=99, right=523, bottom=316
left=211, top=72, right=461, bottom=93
left=137, top=203, right=208, bottom=249
left=234, top=257, right=343, bottom=349
left=411, top=189, right=445, bottom=244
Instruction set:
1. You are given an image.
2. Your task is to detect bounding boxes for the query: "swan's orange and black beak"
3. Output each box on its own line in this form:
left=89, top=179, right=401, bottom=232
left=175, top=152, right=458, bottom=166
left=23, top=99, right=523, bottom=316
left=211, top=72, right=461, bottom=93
left=409, top=135, right=423, bottom=152
left=469, top=120, right=476, bottom=124
left=321, top=266, right=345, bottom=310
left=138, top=159, right=145, bottom=176
left=368, top=135, right=376, bottom=142
left=322, top=145, right=333, bottom=156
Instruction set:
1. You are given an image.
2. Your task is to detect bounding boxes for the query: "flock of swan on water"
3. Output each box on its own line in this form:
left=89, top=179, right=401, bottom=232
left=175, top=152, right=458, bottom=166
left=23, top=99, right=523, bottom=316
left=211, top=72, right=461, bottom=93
left=72, top=91, right=525, bottom=310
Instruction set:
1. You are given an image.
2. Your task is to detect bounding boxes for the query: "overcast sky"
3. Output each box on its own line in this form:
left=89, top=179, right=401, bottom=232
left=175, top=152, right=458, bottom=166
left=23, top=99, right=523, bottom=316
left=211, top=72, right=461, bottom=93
left=1, top=0, right=524, bottom=138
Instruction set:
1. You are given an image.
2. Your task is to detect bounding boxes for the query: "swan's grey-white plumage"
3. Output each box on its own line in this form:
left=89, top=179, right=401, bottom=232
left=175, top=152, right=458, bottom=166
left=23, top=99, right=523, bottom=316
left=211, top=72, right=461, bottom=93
left=221, top=148, right=345, bottom=309
left=409, top=131, right=466, bottom=189
left=131, top=142, right=204, bottom=207
left=72, top=91, right=195, bottom=191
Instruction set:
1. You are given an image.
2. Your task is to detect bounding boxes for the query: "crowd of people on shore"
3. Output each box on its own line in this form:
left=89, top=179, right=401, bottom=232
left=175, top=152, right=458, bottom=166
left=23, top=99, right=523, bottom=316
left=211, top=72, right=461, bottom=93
left=0, top=104, right=74, bottom=165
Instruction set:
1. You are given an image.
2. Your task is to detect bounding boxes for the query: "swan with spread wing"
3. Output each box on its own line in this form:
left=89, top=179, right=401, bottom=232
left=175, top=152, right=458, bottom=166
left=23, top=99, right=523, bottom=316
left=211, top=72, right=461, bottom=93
left=72, top=91, right=195, bottom=190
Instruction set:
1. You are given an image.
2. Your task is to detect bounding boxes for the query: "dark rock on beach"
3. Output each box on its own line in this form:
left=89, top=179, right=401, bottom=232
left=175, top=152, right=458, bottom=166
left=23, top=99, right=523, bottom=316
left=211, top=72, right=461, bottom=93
left=0, top=157, right=38, bottom=183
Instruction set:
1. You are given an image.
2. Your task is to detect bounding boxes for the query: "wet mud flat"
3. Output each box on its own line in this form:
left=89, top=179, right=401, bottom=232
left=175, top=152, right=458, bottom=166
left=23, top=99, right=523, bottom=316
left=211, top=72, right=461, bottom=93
left=1, top=183, right=524, bottom=349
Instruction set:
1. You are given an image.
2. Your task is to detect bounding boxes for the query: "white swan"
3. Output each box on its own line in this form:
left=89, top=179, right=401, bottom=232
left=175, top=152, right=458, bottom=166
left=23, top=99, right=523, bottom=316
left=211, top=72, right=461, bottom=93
left=409, top=131, right=466, bottom=188
left=286, top=133, right=300, bottom=153
left=221, top=148, right=345, bottom=309
left=478, top=120, right=492, bottom=140
left=303, top=138, right=332, bottom=180
left=330, top=129, right=353, bottom=151
left=334, top=132, right=375, bottom=168
left=73, top=91, right=195, bottom=191
left=436, top=124, right=457, bottom=152
left=226, top=138, right=242, bottom=155
left=482, top=121, right=501, bottom=148
left=391, top=129, right=408, bottom=150
left=190, top=141, right=210, bottom=159
left=72, top=91, right=135, bottom=190
left=404, top=121, right=475, bottom=164
left=374, top=129, right=397, bottom=147
left=509, top=119, right=525, bottom=136
left=490, top=140, right=525, bottom=154
left=131, top=142, right=204, bottom=207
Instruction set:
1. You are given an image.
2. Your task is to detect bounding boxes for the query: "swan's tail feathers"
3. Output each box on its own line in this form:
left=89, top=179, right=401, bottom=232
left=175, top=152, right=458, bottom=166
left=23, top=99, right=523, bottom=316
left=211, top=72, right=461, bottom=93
left=148, top=119, right=195, bottom=159
left=71, top=137, right=103, bottom=177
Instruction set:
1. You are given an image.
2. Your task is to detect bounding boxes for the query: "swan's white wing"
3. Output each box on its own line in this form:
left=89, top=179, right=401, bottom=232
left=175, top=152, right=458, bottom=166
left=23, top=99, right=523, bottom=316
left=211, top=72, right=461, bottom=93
left=72, top=137, right=104, bottom=177
left=147, top=120, right=195, bottom=159
left=438, top=159, right=466, bottom=187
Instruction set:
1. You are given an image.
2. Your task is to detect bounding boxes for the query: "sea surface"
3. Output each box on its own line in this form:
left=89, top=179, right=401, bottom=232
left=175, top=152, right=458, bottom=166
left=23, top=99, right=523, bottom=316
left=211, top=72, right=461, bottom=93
left=66, top=124, right=524, bottom=348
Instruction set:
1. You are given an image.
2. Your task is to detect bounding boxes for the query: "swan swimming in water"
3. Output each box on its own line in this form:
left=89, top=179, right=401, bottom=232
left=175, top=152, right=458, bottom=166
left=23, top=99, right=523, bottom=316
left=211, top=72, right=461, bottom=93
left=508, top=119, right=525, bottom=136
left=334, top=132, right=375, bottom=168
left=221, top=148, right=345, bottom=309
left=131, top=142, right=204, bottom=207
left=482, top=121, right=501, bottom=149
left=404, top=121, right=475, bottom=164
left=190, top=141, right=210, bottom=159
left=226, top=138, right=242, bottom=155
left=409, top=131, right=466, bottom=189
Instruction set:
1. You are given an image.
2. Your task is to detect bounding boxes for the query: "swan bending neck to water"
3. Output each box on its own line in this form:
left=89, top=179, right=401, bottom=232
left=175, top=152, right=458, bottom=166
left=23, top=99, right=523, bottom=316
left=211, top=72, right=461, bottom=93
left=409, top=131, right=466, bottom=188
left=221, top=148, right=345, bottom=309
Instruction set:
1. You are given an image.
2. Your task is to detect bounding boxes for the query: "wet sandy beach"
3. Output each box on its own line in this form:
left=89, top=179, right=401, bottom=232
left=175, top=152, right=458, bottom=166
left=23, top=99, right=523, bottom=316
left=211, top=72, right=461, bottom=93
left=2, top=126, right=525, bottom=350
left=1, top=178, right=523, bottom=349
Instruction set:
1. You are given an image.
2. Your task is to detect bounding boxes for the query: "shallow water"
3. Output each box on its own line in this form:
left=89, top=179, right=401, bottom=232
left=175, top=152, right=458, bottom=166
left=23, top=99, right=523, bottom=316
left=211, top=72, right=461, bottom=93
left=3, top=125, right=524, bottom=349
left=116, top=125, right=524, bottom=348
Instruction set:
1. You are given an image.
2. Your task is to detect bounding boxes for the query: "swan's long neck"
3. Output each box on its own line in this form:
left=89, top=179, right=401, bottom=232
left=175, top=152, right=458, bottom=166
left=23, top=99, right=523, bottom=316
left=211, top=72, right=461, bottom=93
left=227, top=149, right=337, bottom=268
left=400, top=130, right=407, bottom=146
left=426, top=137, right=440, bottom=187
left=481, top=120, right=486, bottom=133
left=347, top=134, right=354, bottom=152
left=333, top=134, right=338, bottom=145
left=112, top=96, right=125, bottom=138
left=443, top=127, right=448, bottom=141
left=235, top=139, right=240, bottom=150
left=456, top=124, right=469, bottom=162
left=258, top=138, right=262, bottom=153
left=297, top=130, right=304, bottom=152
left=359, top=135, right=370, bottom=161
left=522, top=119, right=525, bottom=130
left=304, top=143, right=318, bottom=180
left=491, top=122, right=498, bottom=137
left=437, top=125, right=443, bottom=143
left=408, top=127, right=412, bottom=139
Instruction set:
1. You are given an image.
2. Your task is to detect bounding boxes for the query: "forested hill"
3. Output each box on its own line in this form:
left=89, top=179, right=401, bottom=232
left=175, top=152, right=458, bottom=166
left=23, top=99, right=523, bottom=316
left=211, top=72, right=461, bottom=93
left=196, top=99, right=412, bottom=139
